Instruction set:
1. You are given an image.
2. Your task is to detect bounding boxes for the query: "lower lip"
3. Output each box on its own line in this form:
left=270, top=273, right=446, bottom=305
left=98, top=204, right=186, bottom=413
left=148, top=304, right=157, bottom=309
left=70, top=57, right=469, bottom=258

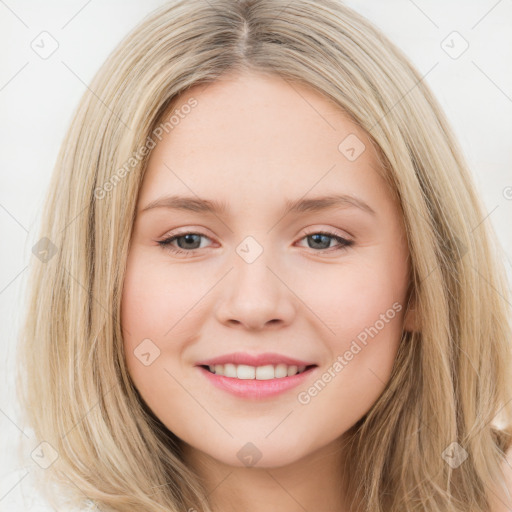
left=197, top=366, right=317, bottom=399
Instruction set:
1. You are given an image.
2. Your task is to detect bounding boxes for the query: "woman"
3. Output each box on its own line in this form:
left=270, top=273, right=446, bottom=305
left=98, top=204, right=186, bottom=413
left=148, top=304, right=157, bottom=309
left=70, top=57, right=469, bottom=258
left=17, top=0, right=512, bottom=510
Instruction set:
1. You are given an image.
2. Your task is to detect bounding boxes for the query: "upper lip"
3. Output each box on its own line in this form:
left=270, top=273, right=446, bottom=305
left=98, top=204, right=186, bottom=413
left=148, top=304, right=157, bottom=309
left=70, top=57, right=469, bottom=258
left=196, top=352, right=317, bottom=367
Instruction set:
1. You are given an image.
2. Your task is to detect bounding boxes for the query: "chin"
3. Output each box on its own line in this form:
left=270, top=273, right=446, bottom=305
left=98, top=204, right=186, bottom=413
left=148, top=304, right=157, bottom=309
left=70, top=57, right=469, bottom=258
left=207, top=436, right=314, bottom=469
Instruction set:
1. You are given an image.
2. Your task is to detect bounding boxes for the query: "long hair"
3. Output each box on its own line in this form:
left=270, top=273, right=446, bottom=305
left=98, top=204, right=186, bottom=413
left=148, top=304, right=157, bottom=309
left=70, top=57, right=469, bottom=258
left=17, top=0, right=512, bottom=510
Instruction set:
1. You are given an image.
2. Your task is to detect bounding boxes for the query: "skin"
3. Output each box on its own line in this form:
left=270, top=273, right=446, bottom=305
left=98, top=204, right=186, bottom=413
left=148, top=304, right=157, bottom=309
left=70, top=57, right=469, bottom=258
left=121, top=69, right=418, bottom=512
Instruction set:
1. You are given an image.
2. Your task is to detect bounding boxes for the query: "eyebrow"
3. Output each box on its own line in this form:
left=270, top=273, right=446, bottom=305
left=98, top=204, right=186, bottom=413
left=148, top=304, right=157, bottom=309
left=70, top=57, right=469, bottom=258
left=140, top=193, right=376, bottom=216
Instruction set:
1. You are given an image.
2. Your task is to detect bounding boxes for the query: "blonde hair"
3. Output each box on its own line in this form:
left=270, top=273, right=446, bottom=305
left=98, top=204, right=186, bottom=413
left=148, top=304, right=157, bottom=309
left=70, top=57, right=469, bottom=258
left=17, top=0, right=512, bottom=510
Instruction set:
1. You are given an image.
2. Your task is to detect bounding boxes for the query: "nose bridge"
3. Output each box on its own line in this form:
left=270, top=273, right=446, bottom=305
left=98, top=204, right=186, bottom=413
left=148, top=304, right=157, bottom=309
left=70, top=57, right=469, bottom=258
left=231, top=236, right=280, bottom=303
left=214, top=235, right=295, bottom=329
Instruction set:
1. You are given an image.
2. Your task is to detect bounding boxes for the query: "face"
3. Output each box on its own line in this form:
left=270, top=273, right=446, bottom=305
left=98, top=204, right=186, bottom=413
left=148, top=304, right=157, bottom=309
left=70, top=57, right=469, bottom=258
left=121, top=70, right=416, bottom=469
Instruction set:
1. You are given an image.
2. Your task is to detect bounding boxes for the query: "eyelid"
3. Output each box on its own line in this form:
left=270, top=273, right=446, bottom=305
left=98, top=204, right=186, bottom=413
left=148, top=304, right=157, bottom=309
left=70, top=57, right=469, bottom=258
left=158, top=226, right=217, bottom=246
left=160, top=225, right=352, bottom=241
left=300, top=226, right=352, bottom=240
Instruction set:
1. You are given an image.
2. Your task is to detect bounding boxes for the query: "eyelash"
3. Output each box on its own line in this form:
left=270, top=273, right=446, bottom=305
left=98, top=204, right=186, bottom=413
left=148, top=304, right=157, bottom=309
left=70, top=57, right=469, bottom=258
left=157, top=229, right=354, bottom=257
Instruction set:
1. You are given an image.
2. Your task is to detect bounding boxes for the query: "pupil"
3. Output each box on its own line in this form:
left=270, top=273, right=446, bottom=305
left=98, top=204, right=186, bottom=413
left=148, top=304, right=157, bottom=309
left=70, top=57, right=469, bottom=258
left=179, top=234, right=201, bottom=249
left=309, top=234, right=330, bottom=250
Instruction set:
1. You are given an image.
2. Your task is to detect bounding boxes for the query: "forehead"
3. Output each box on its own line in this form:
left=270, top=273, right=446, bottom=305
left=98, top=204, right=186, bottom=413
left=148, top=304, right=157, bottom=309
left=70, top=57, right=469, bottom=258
left=138, top=71, right=392, bottom=214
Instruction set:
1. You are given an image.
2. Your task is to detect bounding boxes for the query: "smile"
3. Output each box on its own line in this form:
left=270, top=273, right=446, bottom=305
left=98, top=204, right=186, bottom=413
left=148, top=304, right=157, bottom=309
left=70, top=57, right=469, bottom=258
left=202, top=363, right=313, bottom=379
left=197, top=364, right=318, bottom=399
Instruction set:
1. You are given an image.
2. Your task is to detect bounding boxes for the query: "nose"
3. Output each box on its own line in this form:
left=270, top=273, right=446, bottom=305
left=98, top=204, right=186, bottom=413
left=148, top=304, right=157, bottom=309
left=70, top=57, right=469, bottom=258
left=214, top=251, right=296, bottom=331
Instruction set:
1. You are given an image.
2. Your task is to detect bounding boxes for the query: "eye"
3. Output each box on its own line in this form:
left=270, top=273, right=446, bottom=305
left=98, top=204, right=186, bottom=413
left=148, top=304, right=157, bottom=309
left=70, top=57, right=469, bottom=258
left=157, top=232, right=213, bottom=257
left=157, top=229, right=353, bottom=257
left=296, top=229, right=354, bottom=253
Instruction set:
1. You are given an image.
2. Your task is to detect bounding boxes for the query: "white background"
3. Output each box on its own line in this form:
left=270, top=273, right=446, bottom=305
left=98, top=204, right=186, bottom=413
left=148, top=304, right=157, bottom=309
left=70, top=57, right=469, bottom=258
left=1, top=0, right=511, bottom=508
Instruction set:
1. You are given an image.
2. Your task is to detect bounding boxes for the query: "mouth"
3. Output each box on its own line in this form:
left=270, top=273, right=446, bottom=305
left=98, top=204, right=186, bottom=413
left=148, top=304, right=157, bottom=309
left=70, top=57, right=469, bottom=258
left=196, top=363, right=319, bottom=399
left=199, top=363, right=317, bottom=379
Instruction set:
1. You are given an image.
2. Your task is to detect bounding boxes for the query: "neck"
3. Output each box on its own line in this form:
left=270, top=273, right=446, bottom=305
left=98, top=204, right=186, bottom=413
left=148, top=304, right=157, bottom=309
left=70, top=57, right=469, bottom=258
left=181, top=437, right=350, bottom=512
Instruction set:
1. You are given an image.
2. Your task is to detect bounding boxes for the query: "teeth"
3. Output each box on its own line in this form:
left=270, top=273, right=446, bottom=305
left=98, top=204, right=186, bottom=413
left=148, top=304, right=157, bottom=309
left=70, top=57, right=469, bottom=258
left=205, top=363, right=309, bottom=379
left=256, top=365, right=274, bottom=380
left=287, top=365, right=298, bottom=376
left=224, top=363, right=237, bottom=378
left=237, top=364, right=256, bottom=379
left=275, top=363, right=288, bottom=378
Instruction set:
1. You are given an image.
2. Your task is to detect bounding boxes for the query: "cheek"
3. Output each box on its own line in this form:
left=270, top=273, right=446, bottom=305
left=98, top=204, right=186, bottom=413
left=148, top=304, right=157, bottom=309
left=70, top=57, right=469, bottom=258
left=298, top=255, right=407, bottom=344
left=121, top=251, right=200, bottom=343
left=120, top=252, right=192, bottom=390
left=294, top=254, right=408, bottom=397
left=292, top=270, right=406, bottom=432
